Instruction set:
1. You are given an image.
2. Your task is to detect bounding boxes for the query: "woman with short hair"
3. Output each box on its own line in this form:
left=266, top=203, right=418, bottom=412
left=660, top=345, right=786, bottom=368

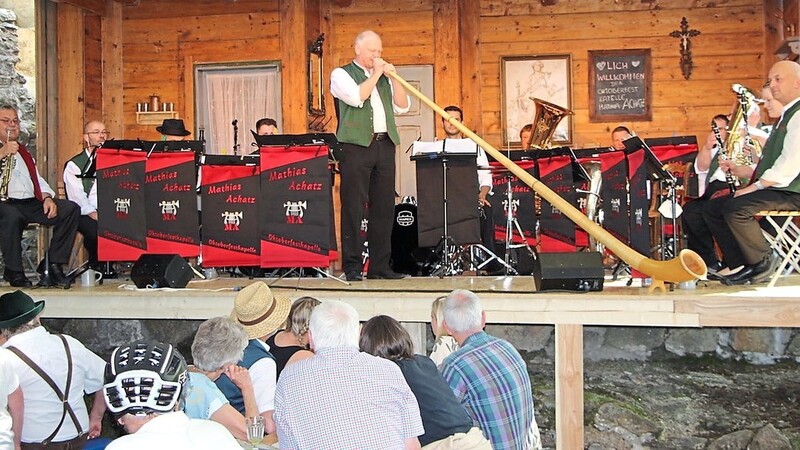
left=360, top=315, right=491, bottom=449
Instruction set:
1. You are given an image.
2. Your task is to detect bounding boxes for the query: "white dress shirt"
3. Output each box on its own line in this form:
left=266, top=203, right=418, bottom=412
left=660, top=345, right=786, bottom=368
left=2, top=327, right=106, bottom=443
left=0, top=348, right=19, bottom=448
left=760, top=97, right=800, bottom=187
left=63, top=149, right=98, bottom=215
left=105, top=411, right=240, bottom=450
left=249, top=339, right=277, bottom=414
left=7, top=152, right=55, bottom=200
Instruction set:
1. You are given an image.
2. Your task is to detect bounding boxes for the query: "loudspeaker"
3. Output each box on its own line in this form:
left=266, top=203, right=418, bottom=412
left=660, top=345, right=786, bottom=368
left=130, top=254, right=193, bottom=289
left=532, top=251, right=604, bottom=292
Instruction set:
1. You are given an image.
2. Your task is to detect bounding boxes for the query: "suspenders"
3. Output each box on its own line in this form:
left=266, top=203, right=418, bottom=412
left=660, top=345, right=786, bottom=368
left=7, top=334, right=84, bottom=444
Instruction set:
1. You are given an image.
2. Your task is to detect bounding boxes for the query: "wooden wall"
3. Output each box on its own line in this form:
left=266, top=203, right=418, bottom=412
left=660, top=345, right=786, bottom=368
left=52, top=0, right=798, bottom=173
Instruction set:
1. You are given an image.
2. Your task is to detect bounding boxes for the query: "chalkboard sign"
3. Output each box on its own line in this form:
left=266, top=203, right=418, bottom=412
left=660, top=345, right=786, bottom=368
left=589, top=49, right=652, bottom=122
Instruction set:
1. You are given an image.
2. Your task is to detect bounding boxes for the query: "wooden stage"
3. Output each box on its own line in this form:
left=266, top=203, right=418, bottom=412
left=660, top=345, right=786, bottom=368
left=16, top=273, right=800, bottom=449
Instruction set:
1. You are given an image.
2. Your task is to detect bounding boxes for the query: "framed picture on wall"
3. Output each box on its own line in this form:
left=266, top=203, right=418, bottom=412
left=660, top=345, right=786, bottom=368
left=501, top=54, right=572, bottom=148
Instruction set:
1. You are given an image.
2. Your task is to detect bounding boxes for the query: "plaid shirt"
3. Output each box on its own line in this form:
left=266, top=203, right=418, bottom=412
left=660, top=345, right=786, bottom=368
left=274, top=346, right=424, bottom=449
left=440, top=331, right=539, bottom=450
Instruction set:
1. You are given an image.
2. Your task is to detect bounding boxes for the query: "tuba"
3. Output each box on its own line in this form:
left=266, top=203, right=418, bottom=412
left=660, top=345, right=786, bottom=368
left=725, top=83, right=762, bottom=172
left=525, top=98, right=573, bottom=150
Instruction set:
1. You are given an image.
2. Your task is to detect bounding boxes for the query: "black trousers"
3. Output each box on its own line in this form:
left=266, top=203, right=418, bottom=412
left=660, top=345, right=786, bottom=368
left=682, top=180, right=729, bottom=266
left=78, top=215, right=98, bottom=266
left=0, top=198, right=79, bottom=271
left=339, top=138, right=396, bottom=274
left=703, top=189, right=800, bottom=267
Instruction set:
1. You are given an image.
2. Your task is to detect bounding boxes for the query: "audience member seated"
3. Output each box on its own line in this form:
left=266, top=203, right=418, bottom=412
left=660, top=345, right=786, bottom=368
left=0, top=103, right=79, bottom=287
left=0, top=290, right=106, bottom=447
left=439, top=289, right=542, bottom=450
left=189, top=316, right=259, bottom=440
left=102, top=340, right=240, bottom=450
left=360, top=315, right=492, bottom=449
left=0, top=347, right=22, bottom=449
left=274, top=300, right=424, bottom=449
left=265, top=296, right=320, bottom=379
left=225, top=281, right=290, bottom=434
left=429, top=295, right=458, bottom=367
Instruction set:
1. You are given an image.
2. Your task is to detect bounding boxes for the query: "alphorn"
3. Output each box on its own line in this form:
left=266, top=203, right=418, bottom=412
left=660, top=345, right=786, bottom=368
left=385, top=71, right=707, bottom=291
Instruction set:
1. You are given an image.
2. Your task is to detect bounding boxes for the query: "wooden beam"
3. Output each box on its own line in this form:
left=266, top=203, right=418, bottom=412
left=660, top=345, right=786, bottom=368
left=433, top=0, right=462, bottom=138
left=50, top=0, right=106, bottom=16
left=459, top=0, right=481, bottom=134
left=280, top=0, right=311, bottom=133
left=102, top=0, right=124, bottom=136
left=555, top=324, right=584, bottom=450
left=56, top=2, right=85, bottom=175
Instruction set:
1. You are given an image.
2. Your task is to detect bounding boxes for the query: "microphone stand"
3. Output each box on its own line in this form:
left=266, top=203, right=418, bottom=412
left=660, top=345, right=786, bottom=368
left=232, top=119, right=239, bottom=156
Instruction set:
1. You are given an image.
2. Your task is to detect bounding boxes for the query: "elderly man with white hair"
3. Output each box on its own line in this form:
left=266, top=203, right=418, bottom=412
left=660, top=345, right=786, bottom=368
left=274, top=300, right=424, bottom=449
left=439, top=289, right=542, bottom=450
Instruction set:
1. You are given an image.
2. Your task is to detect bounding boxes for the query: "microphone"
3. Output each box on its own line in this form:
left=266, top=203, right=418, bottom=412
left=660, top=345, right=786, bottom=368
left=231, top=119, right=238, bottom=127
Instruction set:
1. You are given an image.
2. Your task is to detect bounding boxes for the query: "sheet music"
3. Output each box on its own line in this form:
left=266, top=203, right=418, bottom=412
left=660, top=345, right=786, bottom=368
left=412, top=138, right=479, bottom=156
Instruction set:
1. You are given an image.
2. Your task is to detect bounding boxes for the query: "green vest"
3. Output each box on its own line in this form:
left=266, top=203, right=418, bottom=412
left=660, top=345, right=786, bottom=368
left=755, top=99, right=800, bottom=193
left=335, top=62, right=401, bottom=147
left=67, top=151, right=94, bottom=196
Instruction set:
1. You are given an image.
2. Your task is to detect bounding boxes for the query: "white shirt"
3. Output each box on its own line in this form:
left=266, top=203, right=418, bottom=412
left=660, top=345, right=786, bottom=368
left=63, top=149, right=98, bottom=216
left=477, top=146, right=492, bottom=189
left=7, top=152, right=55, bottom=200
left=761, top=97, right=800, bottom=187
left=2, top=327, right=106, bottom=443
left=0, top=348, right=19, bottom=449
left=249, top=339, right=277, bottom=414
left=105, top=411, right=240, bottom=450
left=330, top=61, right=411, bottom=133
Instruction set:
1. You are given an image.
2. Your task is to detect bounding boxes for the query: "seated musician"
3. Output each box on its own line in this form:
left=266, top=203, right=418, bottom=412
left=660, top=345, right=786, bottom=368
left=158, top=118, right=191, bottom=141
left=611, top=126, right=631, bottom=151
left=63, top=120, right=116, bottom=277
left=519, top=123, right=533, bottom=149
left=701, top=61, right=800, bottom=285
left=681, top=114, right=731, bottom=274
left=441, top=105, right=495, bottom=254
left=0, top=103, right=79, bottom=287
left=256, top=118, right=278, bottom=136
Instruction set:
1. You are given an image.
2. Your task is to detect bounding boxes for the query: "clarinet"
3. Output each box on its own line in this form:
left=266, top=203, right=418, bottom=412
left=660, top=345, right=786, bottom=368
left=711, top=120, right=737, bottom=194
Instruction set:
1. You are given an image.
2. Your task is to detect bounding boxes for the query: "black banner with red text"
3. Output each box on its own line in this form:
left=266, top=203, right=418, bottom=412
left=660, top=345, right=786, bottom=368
left=490, top=161, right=537, bottom=246
left=537, top=155, right=578, bottom=251
left=260, top=146, right=331, bottom=268
left=97, top=149, right=147, bottom=261
left=201, top=163, right=261, bottom=267
left=145, top=152, right=199, bottom=256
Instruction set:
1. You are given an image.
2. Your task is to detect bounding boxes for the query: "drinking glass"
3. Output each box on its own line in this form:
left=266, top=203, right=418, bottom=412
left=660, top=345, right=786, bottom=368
left=246, top=416, right=265, bottom=448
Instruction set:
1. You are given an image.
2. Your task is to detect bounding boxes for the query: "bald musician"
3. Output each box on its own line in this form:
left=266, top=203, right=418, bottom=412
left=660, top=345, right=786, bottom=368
left=331, top=30, right=410, bottom=281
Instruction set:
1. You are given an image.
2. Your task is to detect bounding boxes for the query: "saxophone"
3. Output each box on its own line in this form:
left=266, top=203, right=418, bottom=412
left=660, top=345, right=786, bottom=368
left=0, top=129, right=15, bottom=202
left=727, top=83, right=763, bottom=167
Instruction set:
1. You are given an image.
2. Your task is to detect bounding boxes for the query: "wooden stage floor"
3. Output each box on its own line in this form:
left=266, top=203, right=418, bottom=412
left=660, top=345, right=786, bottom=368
left=15, top=272, right=800, bottom=327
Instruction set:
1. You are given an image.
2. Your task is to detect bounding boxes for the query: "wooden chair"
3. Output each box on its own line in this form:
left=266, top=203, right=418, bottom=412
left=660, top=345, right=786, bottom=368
left=757, top=210, right=800, bottom=287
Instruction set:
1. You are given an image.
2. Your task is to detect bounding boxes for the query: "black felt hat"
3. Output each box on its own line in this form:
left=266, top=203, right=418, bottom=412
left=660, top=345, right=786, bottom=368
left=156, top=119, right=191, bottom=137
left=0, top=290, right=44, bottom=329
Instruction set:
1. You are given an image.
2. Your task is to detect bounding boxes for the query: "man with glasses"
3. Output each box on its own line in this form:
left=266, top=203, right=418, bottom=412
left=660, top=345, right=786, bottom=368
left=0, top=103, right=79, bottom=287
left=63, top=120, right=107, bottom=275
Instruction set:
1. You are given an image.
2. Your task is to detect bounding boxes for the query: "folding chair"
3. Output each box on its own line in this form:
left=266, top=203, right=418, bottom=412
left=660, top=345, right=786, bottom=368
left=20, top=223, right=42, bottom=274
left=758, top=210, right=800, bottom=287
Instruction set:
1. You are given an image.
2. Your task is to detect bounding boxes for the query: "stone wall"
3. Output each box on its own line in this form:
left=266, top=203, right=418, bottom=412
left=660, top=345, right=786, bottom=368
left=0, top=7, right=37, bottom=156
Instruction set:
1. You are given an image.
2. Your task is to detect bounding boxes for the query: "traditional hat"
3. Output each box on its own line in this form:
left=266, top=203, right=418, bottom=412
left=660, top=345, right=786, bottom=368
left=0, top=290, right=44, bottom=329
left=156, top=119, right=191, bottom=137
left=231, top=282, right=290, bottom=339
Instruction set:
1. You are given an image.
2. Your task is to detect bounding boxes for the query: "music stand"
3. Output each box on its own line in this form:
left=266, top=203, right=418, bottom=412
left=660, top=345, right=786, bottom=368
left=624, top=136, right=678, bottom=261
left=413, top=139, right=480, bottom=277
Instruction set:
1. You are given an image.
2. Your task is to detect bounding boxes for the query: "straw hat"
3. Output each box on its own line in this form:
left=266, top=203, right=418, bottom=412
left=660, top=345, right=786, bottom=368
left=231, top=281, right=290, bottom=339
left=0, top=290, right=44, bottom=329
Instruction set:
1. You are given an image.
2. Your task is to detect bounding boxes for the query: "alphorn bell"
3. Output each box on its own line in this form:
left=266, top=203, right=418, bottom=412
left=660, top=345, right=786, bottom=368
left=384, top=71, right=706, bottom=292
